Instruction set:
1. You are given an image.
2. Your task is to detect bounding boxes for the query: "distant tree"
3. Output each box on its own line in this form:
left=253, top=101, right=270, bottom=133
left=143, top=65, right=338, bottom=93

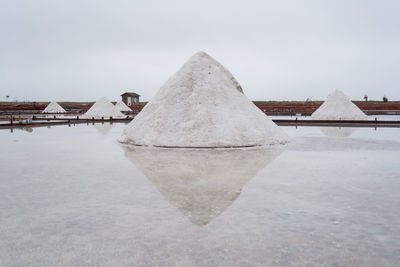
left=306, top=97, right=312, bottom=102
left=383, top=95, right=388, bottom=102
left=363, top=94, right=368, bottom=101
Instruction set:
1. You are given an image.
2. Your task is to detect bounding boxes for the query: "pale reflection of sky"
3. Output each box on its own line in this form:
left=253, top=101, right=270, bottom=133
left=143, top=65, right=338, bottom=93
left=0, top=123, right=399, bottom=266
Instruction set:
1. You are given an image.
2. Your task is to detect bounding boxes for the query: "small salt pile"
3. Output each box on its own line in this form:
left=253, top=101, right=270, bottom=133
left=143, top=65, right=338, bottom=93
left=120, top=51, right=289, bottom=148
left=312, top=89, right=367, bottom=120
left=115, top=101, right=132, bottom=112
left=81, top=97, right=125, bottom=119
left=42, top=101, right=66, bottom=113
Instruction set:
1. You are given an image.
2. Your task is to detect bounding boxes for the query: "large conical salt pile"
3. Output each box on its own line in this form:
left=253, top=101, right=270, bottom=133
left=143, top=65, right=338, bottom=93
left=42, top=101, right=66, bottom=113
left=120, top=51, right=289, bottom=148
left=81, top=97, right=125, bottom=119
left=115, top=101, right=132, bottom=112
left=311, top=90, right=367, bottom=120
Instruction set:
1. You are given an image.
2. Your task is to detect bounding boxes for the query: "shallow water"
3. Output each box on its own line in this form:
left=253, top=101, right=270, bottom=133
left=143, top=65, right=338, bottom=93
left=0, top=123, right=399, bottom=266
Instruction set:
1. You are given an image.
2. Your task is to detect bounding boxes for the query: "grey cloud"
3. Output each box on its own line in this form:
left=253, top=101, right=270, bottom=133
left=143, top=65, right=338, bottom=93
left=0, top=0, right=399, bottom=102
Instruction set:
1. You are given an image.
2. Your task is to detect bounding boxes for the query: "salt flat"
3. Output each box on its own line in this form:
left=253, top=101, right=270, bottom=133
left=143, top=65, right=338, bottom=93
left=0, top=123, right=399, bottom=266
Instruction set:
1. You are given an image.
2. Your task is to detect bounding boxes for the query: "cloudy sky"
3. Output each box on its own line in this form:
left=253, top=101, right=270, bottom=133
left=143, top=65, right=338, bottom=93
left=1, top=0, right=399, bottom=102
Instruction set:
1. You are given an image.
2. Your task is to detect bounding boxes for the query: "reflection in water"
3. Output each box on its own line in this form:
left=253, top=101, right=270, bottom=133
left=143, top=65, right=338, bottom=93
left=10, top=127, right=33, bottom=133
left=93, top=123, right=114, bottom=135
left=22, top=127, right=33, bottom=133
left=320, top=127, right=357, bottom=137
left=122, top=147, right=282, bottom=226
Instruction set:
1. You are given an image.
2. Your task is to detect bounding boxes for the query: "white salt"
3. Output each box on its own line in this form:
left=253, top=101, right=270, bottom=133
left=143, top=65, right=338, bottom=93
left=114, top=101, right=132, bottom=112
left=120, top=51, right=289, bottom=148
left=42, top=101, right=66, bottom=113
left=311, top=89, right=367, bottom=120
left=81, top=97, right=125, bottom=119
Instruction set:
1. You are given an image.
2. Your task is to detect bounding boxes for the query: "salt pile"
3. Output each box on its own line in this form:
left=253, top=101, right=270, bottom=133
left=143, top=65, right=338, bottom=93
left=120, top=51, right=289, bottom=148
left=114, top=101, right=132, bottom=112
left=42, top=101, right=66, bottom=113
left=81, top=97, right=125, bottom=119
left=311, top=89, right=367, bottom=120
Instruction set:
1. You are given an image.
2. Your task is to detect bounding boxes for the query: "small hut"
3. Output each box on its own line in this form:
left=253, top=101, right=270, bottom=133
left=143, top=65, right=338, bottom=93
left=121, top=92, right=140, bottom=106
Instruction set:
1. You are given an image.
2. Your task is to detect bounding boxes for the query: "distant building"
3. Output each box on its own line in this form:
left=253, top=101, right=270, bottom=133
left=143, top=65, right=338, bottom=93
left=121, top=92, right=140, bottom=106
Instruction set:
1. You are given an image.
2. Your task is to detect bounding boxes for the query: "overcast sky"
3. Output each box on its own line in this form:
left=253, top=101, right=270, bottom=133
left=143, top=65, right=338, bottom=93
left=1, top=0, right=399, bottom=102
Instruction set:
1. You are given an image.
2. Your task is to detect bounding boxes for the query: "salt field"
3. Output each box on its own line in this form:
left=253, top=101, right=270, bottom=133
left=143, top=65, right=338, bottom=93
left=2, top=1, right=400, bottom=266
left=1, top=123, right=399, bottom=266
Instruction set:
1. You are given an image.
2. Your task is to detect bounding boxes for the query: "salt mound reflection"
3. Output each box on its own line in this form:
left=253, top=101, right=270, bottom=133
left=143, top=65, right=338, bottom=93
left=122, top=147, right=282, bottom=226
left=94, top=122, right=114, bottom=135
left=320, top=127, right=357, bottom=137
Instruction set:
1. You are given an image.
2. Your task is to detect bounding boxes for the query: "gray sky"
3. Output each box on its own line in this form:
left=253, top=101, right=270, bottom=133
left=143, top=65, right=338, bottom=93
left=1, top=0, right=399, bottom=102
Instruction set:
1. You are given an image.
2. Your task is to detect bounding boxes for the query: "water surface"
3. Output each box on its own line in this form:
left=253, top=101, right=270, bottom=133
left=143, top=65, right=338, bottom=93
left=0, top=124, right=399, bottom=266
